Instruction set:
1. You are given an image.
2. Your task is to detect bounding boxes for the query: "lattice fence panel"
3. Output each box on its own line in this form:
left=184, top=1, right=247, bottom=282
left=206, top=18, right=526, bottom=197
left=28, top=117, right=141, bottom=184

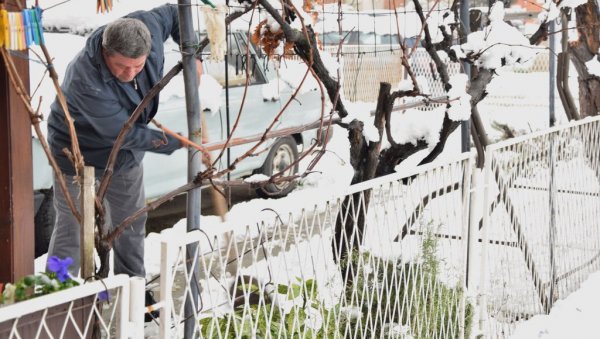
left=158, top=156, right=473, bottom=338
left=482, top=116, right=600, bottom=337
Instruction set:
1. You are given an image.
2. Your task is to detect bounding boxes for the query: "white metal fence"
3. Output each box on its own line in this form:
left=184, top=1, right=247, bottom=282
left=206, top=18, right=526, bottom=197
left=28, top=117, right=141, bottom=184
left=0, top=274, right=144, bottom=339
left=479, top=116, right=600, bottom=337
left=156, top=154, right=473, bottom=338
left=152, top=116, right=600, bottom=338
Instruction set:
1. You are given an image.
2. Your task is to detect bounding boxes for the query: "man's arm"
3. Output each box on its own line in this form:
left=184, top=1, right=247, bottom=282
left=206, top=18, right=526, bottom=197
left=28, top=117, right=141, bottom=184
left=71, top=86, right=181, bottom=154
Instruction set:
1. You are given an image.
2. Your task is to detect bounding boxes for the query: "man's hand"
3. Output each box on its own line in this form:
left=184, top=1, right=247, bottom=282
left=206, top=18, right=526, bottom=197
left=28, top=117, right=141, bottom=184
left=195, top=58, right=203, bottom=87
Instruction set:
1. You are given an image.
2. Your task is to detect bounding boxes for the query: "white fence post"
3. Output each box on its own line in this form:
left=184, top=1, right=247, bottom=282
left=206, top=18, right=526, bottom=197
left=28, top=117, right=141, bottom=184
left=466, top=164, right=483, bottom=338
left=160, top=239, right=173, bottom=339
left=129, top=277, right=145, bottom=338
left=466, top=167, right=483, bottom=291
left=460, top=154, right=474, bottom=339
left=548, top=134, right=558, bottom=312
left=478, top=151, right=494, bottom=336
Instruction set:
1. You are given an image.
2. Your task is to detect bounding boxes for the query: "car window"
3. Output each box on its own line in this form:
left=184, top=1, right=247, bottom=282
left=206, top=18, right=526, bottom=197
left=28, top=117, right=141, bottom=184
left=200, top=32, right=268, bottom=87
left=321, top=32, right=342, bottom=45
left=348, top=31, right=378, bottom=45
left=319, top=31, right=406, bottom=47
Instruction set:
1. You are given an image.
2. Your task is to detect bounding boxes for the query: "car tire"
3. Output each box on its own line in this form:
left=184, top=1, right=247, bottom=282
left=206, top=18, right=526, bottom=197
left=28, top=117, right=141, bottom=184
left=34, top=188, right=55, bottom=258
left=256, top=136, right=299, bottom=198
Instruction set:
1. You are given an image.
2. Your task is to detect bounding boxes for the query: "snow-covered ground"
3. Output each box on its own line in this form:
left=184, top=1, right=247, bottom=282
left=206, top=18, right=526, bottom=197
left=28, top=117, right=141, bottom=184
left=510, top=271, right=600, bottom=339
left=25, top=0, right=600, bottom=337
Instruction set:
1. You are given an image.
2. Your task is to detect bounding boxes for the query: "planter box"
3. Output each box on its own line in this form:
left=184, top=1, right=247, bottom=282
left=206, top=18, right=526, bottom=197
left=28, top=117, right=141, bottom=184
left=0, top=275, right=131, bottom=339
left=0, top=296, right=95, bottom=339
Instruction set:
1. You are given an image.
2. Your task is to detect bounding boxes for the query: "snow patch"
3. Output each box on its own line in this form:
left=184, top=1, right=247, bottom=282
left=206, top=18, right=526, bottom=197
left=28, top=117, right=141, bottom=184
left=446, top=74, right=471, bottom=121
left=244, top=174, right=270, bottom=183
left=511, top=272, right=600, bottom=338
left=363, top=122, right=381, bottom=143
left=262, top=79, right=283, bottom=101
left=383, top=107, right=445, bottom=148
left=585, top=57, right=600, bottom=77
left=454, top=2, right=540, bottom=70
left=278, top=60, right=320, bottom=94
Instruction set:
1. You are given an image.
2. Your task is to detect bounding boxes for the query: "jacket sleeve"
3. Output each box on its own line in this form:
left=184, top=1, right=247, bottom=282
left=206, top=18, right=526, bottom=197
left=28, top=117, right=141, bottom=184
left=70, top=83, right=181, bottom=155
left=142, top=4, right=182, bottom=44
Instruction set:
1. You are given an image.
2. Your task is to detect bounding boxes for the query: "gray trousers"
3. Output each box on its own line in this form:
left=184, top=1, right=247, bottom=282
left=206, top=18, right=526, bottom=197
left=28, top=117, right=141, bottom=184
left=47, top=164, right=147, bottom=278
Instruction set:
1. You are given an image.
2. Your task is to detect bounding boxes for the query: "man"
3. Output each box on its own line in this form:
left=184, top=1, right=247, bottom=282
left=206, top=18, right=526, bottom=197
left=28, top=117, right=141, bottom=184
left=46, top=4, right=202, bottom=279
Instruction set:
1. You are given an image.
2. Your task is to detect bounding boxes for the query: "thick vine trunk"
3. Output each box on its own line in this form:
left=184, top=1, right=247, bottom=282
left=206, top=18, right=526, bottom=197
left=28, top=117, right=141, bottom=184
left=332, top=84, right=386, bottom=283
left=570, top=0, right=600, bottom=117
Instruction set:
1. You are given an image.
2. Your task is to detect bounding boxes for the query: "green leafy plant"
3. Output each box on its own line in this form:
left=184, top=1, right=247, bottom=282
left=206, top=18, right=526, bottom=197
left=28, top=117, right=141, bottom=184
left=197, top=224, right=473, bottom=338
left=199, top=277, right=344, bottom=338
left=0, top=256, right=80, bottom=305
left=343, top=224, right=473, bottom=339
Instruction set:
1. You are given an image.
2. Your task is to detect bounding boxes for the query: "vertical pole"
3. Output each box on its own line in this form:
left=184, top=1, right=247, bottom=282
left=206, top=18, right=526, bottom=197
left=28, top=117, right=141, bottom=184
left=0, top=0, right=33, bottom=282
left=80, top=166, right=95, bottom=280
left=116, top=276, right=131, bottom=339
left=466, top=169, right=482, bottom=290
left=460, top=0, right=471, bottom=153
left=460, top=156, right=473, bottom=339
left=129, top=276, right=145, bottom=338
left=477, top=148, right=493, bottom=336
left=224, top=8, right=231, bottom=186
left=159, top=241, right=173, bottom=339
left=176, top=1, right=202, bottom=337
left=549, top=21, right=556, bottom=127
left=548, top=136, right=558, bottom=312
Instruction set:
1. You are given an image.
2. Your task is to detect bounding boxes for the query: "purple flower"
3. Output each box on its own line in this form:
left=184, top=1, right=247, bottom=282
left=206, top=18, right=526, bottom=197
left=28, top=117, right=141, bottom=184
left=47, top=256, right=73, bottom=283
left=98, top=290, right=110, bottom=302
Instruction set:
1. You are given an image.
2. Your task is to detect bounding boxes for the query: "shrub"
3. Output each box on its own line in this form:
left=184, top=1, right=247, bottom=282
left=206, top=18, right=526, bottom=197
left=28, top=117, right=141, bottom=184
left=342, top=227, right=473, bottom=338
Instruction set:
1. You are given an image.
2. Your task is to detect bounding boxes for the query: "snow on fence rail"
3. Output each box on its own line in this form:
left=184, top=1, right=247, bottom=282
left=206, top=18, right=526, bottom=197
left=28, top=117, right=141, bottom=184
left=156, top=154, right=473, bottom=338
left=0, top=274, right=142, bottom=339
left=480, top=115, right=600, bottom=337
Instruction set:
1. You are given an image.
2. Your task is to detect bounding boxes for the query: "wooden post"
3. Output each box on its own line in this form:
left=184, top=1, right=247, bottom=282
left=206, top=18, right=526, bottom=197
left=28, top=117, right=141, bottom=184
left=0, top=0, right=33, bottom=282
left=80, top=166, right=95, bottom=279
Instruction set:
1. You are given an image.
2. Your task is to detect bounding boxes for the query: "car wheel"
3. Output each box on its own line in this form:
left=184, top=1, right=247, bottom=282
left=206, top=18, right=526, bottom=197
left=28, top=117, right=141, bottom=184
left=34, top=188, right=55, bottom=258
left=257, top=136, right=298, bottom=198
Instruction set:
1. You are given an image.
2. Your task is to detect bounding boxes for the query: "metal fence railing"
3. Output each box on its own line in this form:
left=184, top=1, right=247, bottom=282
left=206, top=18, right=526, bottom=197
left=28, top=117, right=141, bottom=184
left=152, top=116, right=600, bottom=338
left=480, top=115, right=600, bottom=337
left=156, top=154, right=473, bottom=338
left=0, top=275, right=143, bottom=339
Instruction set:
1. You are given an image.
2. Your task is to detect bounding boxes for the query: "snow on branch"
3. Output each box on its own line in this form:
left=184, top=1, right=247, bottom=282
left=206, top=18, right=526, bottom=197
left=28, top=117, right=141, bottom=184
left=451, top=2, right=542, bottom=70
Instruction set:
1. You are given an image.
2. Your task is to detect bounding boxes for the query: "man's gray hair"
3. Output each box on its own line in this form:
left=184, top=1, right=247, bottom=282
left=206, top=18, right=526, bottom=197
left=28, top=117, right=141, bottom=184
left=102, top=18, right=151, bottom=58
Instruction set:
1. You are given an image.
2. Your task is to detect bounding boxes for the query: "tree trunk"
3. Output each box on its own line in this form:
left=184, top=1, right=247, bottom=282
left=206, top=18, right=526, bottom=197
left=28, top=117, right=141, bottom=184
left=569, top=0, right=600, bottom=117
left=332, top=84, right=387, bottom=283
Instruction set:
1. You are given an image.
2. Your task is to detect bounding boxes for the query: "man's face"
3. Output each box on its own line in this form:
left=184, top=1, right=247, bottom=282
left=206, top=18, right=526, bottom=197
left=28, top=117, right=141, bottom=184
left=102, top=50, right=147, bottom=83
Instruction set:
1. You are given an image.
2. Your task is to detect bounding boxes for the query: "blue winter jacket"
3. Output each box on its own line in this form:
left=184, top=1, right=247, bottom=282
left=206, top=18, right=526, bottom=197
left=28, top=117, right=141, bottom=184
left=47, top=4, right=184, bottom=175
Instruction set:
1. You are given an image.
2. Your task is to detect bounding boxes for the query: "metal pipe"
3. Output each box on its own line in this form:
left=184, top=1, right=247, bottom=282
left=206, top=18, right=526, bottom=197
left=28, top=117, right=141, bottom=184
left=549, top=21, right=556, bottom=127
left=460, top=0, right=472, bottom=153
left=548, top=136, right=558, bottom=312
left=176, top=1, right=202, bottom=337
